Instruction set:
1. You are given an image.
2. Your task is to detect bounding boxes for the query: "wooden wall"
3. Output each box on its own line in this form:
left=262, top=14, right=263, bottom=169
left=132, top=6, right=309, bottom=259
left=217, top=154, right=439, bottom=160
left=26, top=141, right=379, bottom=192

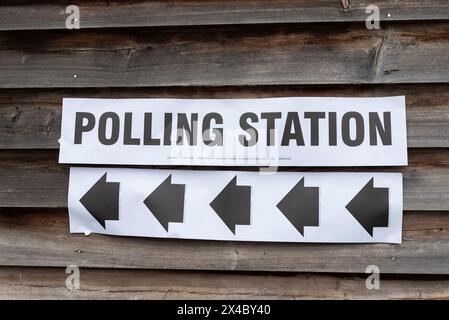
left=1, top=0, right=449, bottom=299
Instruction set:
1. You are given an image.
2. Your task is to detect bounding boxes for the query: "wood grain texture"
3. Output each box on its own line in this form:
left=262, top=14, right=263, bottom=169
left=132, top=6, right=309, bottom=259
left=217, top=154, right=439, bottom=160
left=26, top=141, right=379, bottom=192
left=0, top=1, right=447, bottom=299
left=1, top=149, right=449, bottom=210
left=1, top=266, right=449, bottom=299
left=1, top=22, right=449, bottom=87
left=1, top=84, right=449, bottom=149
left=1, top=1, right=449, bottom=31
left=0, top=210, right=447, bottom=274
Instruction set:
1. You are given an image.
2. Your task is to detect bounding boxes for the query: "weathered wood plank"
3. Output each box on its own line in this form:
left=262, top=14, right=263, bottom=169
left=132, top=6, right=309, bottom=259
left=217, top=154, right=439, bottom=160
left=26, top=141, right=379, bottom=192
left=1, top=22, right=449, bottom=87
left=1, top=266, right=448, bottom=299
left=1, top=149, right=448, bottom=210
left=1, top=84, right=449, bottom=149
left=1, top=0, right=449, bottom=31
left=0, top=210, right=447, bottom=274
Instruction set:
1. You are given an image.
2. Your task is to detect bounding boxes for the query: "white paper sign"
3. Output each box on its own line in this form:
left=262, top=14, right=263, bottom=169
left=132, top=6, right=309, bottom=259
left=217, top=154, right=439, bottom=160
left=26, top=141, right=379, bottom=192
left=68, top=168, right=403, bottom=243
left=59, top=97, right=407, bottom=166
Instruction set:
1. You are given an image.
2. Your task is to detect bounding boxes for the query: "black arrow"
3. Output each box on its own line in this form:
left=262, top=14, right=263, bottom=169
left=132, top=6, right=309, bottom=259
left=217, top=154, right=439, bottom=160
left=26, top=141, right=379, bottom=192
left=346, top=178, right=389, bottom=236
left=80, top=173, right=120, bottom=229
left=210, top=176, right=251, bottom=234
left=143, top=174, right=185, bottom=232
left=276, top=178, right=319, bottom=236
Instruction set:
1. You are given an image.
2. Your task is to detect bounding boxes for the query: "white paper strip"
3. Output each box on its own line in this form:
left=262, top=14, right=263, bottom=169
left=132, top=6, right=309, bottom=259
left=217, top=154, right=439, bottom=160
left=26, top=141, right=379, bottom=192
left=59, top=96, right=408, bottom=166
left=68, top=168, right=403, bottom=243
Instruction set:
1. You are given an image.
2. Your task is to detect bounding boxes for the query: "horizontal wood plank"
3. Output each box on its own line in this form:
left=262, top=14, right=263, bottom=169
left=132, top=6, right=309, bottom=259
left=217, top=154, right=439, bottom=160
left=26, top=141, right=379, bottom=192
left=1, top=1, right=449, bottom=31
left=1, top=149, right=449, bottom=211
left=1, top=1, right=448, bottom=297
left=1, top=266, right=448, bottom=299
left=1, top=84, right=449, bottom=149
left=1, top=23, right=449, bottom=87
left=0, top=210, right=447, bottom=274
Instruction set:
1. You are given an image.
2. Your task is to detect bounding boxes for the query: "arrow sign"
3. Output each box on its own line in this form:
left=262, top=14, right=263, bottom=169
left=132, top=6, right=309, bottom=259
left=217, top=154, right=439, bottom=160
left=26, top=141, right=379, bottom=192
left=346, top=178, right=389, bottom=236
left=79, top=173, right=120, bottom=229
left=276, top=178, right=319, bottom=236
left=69, top=168, right=403, bottom=243
left=210, top=176, right=251, bottom=234
left=143, top=174, right=185, bottom=232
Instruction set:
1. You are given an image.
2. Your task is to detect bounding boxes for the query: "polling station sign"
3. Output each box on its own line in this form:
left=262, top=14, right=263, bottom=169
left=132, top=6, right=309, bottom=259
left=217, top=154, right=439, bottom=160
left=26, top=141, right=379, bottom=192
left=59, top=97, right=407, bottom=166
left=68, top=168, right=403, bottom=243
